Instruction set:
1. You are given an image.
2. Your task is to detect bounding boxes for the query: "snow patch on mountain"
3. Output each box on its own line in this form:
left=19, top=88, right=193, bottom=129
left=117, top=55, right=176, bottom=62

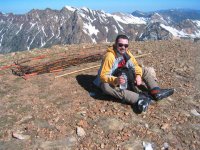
left=112, top=13, right=146, bottom=24
left=160, top=24, right=188, bottom=37
left=83, top=22, right=99, bottom=36
left=83, top=22, right=99, bottom=43
left=193, top=20, right=200, bottom=27
left=64, top=6, right=76, bottom=12
left=160, top=24, right=200, bottom=38
left=16, top=24, right=24, bottom=35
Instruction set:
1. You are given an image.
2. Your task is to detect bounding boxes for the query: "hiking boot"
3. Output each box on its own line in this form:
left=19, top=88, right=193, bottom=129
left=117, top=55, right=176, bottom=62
left=151, top=88, right=174, bottom=101
left=137, top=94, right=152, bottom=112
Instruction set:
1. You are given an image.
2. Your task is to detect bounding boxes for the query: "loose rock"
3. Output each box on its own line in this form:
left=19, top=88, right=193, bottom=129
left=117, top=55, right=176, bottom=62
left=76, top=126, right=86, bottom=137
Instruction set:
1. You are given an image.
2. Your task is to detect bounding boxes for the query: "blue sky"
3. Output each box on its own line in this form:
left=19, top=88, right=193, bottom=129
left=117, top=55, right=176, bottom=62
left=0, top=0, right=200, bottom=14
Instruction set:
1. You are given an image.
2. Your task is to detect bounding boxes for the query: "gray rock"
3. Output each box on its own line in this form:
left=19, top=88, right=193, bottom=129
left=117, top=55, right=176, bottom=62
left=190, top=109, right=200, bottom=117
left=38, top=136, right=77, bottom=150
left=12, top=131, right=30, bottom=140
left=34, top=119, right=56, bottom=129
left=98, top=117, right=125, bottom=131
left=17, top=115, right=33, bottom=124
left=143, top=141, right=153, bottom=150
left=120, top=139, right=143, bottom=150
left=76, top=126, right=86, bottom=137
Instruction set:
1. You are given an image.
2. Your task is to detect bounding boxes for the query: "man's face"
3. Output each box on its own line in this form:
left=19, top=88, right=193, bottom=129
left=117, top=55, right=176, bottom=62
left=116, top=38, right=129, bottom=55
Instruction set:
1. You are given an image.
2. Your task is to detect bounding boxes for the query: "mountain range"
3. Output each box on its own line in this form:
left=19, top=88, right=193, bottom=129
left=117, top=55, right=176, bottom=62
left=0, top=6, right=200, bottom=53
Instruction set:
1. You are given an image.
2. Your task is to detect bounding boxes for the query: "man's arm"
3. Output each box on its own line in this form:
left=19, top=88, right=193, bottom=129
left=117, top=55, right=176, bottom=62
left=100, top=53, right=118, bottom=86
left=127, top=50, right=143, bottom=85
left=127, top=51, right=142, bottom=76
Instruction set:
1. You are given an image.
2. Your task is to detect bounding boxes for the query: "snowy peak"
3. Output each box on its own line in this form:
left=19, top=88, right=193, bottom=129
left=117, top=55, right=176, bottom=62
left=112, top=12, right=146, bottom=24
left=64, top=6, right=77, bottom=12
left=135, top=9, right=200, bottom=41
left=149, top=13, right=168, bottom=25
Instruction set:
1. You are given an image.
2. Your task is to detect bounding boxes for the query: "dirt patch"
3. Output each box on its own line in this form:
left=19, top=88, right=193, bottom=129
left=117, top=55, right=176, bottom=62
left=0, top=40, right=200, bottom=149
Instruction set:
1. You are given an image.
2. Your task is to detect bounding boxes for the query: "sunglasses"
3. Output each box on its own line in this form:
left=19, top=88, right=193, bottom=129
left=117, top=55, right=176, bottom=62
left=118, top=43, right=129, bottom=48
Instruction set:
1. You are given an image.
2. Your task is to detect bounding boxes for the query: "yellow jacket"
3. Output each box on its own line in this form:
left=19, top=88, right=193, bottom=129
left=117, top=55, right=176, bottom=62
left=94, top=46, right=142, bottom=87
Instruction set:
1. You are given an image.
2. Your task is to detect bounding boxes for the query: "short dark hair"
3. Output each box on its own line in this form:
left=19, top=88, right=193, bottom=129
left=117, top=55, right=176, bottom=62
left=115, top=34, right=129, bottom=44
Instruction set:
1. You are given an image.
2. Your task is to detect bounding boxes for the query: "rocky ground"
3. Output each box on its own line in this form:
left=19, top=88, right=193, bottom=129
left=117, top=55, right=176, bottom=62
left=0, top=40, right=200, bottom=150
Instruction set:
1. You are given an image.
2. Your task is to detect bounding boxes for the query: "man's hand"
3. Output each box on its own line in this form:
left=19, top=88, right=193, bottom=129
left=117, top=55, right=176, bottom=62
left=135, top=75, right=142, bottom=86
left=117, top=76, right=126, bottom=85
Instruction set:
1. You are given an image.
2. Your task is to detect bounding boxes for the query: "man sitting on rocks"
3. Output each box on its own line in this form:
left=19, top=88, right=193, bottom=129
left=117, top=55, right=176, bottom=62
left=93, top=34, right=174, bottom=112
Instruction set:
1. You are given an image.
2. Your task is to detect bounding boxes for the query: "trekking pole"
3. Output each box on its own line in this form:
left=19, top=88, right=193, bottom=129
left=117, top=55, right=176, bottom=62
left=55, top=64, right=100, bottom=78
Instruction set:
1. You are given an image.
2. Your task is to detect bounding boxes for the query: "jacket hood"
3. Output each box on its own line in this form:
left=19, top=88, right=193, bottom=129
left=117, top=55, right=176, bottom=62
left=107, top=45, right=116, bottom=54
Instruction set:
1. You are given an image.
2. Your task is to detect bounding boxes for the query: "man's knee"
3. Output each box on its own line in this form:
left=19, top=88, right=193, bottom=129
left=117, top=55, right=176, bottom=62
left=100, top=83, right=113, bottom=94
left=142, top=67, right=149, bottom=77
left=142, top=67, right=159, bottom=89
left=142, top=67, right=157, bottom=80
